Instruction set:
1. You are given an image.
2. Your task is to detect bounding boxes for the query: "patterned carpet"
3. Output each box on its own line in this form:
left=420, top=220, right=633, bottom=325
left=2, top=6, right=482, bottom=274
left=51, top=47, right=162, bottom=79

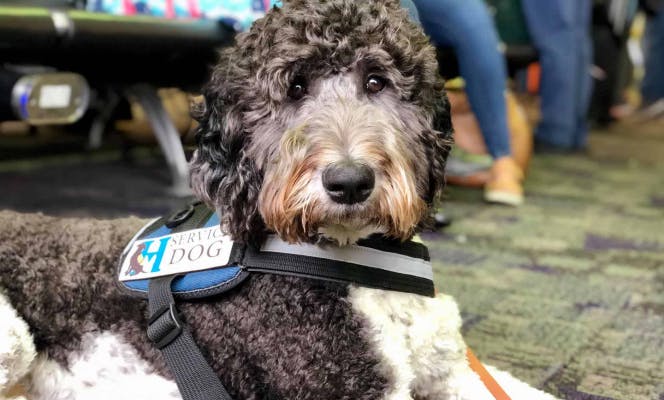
left=0, top=122, right=662, bottom=399
left=424, top=122, right=664, bottom=400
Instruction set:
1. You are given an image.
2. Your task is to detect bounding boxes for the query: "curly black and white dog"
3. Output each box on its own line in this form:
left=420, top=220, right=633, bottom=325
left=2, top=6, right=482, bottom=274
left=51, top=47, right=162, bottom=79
left=0, top=1, right=557, bottom=399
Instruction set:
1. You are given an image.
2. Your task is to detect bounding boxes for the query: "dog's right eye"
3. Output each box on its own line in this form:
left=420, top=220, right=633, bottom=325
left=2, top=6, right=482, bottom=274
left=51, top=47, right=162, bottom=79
left=288, top=78, right=307, bottom=100
left=366, top=75, right=387, bottom=94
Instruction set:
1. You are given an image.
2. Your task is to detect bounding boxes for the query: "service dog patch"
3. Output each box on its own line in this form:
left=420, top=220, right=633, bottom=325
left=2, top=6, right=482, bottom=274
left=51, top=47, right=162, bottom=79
left=119, top=226, right=234, bottom=282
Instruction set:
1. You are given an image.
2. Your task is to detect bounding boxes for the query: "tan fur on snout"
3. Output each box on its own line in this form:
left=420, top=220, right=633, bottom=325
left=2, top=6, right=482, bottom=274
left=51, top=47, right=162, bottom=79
left=259, top=125, right=324, bottom=242
left=259, top=98, right=427, bottom=243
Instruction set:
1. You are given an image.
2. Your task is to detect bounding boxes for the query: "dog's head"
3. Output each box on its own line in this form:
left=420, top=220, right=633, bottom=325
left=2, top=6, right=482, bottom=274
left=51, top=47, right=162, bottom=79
left=191, top=0, right=452, bottom=245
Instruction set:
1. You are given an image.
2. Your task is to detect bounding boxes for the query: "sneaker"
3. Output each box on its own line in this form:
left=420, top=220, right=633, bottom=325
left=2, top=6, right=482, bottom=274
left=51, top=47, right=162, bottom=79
left=635, top=99, right=664, bottom=122
left=433, top=212, right=452, bottom=229
left=484, top=157, right=524, bottom=206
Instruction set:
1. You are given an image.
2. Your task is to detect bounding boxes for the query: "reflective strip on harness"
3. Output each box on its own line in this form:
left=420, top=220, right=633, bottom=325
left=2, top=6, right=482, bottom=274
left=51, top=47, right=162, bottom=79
left=260, top=237, right=433, bottom=280
left=242, top=237, right=435, bottom=297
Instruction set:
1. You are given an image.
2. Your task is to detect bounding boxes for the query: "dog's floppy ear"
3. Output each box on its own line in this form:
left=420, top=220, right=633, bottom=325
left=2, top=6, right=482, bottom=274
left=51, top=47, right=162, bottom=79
left=190, top=57, right=265, bottom=244
left=423, top=79, right=454, bottom=204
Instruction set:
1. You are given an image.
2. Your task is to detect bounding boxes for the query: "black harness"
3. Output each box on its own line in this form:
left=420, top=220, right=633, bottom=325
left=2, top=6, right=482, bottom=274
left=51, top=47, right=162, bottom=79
left=117, top=202, right=435, bottom=400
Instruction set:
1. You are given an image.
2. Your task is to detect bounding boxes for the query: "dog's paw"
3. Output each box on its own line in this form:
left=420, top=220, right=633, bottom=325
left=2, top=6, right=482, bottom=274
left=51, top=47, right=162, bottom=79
left=0, top=292, right=36, bottom=394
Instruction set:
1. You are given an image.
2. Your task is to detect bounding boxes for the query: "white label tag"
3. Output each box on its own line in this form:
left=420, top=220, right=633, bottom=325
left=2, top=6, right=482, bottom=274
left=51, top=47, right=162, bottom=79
left=119, top=226, right=234, bottom=282
left=39, top=85, right=72, bottom=109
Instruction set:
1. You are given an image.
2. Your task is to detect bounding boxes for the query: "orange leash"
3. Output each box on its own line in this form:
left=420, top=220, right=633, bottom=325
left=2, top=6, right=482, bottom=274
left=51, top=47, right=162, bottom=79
left=467, top=348, right=512, bottom=400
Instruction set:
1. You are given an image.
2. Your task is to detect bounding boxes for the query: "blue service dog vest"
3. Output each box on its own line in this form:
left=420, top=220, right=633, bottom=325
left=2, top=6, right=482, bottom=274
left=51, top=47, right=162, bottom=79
left=116, top=201, right=435, bottom=400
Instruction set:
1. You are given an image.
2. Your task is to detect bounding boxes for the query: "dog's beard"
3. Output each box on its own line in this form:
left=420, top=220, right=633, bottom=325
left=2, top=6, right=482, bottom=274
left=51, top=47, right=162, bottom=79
left=259, top=175, right=426, bottom=244
left=317, top=223, right=386, bottom=246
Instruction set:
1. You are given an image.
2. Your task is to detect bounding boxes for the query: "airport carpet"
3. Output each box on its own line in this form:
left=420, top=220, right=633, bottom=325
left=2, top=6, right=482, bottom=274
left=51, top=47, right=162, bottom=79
left=424, top=122, right=664, bottom=400
left=0, top=121, right=663, bottom=400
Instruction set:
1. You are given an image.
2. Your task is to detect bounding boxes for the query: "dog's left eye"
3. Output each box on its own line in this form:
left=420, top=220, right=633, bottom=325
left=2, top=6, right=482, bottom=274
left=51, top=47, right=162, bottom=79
left=366, top=75, right=386, bottom=94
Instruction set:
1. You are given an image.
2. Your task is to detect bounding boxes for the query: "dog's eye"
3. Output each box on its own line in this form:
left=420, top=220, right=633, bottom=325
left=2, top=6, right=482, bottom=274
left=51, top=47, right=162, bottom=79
left=288, top=78, right=307, bottom=100
left=366, top=75, right=386, bottom=94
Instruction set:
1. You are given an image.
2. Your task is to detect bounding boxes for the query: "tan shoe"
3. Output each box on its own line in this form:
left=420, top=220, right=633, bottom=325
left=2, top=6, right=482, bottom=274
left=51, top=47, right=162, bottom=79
left=484, top=157, right=524, bottom=206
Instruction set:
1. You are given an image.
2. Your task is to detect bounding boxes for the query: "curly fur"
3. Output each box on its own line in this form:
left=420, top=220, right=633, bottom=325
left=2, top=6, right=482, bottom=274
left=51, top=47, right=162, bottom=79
left=190, top=0, right=452, bottom=244
left=0, top=290, right=35, bottom=398
left=0, top=1, right=561, bottom=399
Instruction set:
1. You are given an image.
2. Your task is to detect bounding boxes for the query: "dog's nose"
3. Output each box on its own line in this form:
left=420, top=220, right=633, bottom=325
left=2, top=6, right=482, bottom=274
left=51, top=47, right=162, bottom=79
left=322, top=162, right=375, bottom=204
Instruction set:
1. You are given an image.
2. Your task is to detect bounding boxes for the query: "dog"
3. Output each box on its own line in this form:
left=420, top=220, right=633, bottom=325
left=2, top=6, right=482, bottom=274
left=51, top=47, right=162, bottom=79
left=0, top=1, right=558, bottom=399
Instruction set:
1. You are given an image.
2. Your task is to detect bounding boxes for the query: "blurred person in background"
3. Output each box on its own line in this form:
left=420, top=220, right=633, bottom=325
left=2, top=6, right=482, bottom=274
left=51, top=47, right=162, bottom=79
left=413, top=0, right=524, bottom=206
left=521, top=0, right=594, bottom=153
left=641, top=1, right=664, bottom=117
left=589, top=0, right=639, bottom=127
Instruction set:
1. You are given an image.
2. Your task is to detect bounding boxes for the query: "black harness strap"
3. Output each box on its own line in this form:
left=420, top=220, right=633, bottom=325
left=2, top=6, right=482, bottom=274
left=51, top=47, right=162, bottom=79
left=242, top=246, right=435, bottom=297
left=147, top=275, right=233, bottom=400
left=145, top=203, right=232, bottom=400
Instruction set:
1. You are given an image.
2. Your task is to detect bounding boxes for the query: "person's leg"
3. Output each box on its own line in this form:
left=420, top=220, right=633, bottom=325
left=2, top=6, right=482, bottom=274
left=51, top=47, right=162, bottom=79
left=521, top=0, right=583, bottom=149
left=414, top=0, right=512, bottom=160
left=642, top=10, right=664, bottom=105
left=573, top=0, right=593, bottom=149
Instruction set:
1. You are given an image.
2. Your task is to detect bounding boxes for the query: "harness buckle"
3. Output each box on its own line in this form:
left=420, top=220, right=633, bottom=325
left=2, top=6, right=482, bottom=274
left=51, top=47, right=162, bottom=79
left=165, top=203, right=196, bottom=228
left=147, top=303, right=184, bottom=349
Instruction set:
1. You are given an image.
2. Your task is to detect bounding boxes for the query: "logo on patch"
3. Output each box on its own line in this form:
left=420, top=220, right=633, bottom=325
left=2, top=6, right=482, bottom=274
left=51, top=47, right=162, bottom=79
left=126, top=243, right=147, bottom=276
left=119, top=226, right=234, bottom=282
left=124, top=237, right=171, bottom=277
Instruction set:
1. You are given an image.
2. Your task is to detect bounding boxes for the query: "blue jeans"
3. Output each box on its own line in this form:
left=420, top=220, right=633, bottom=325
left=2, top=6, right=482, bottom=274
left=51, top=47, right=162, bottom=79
left=642, top=10, right=664, bottom=104
left=521, top=0, right=593, bottom=149
left=411, top=0, right=512, bottom=159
